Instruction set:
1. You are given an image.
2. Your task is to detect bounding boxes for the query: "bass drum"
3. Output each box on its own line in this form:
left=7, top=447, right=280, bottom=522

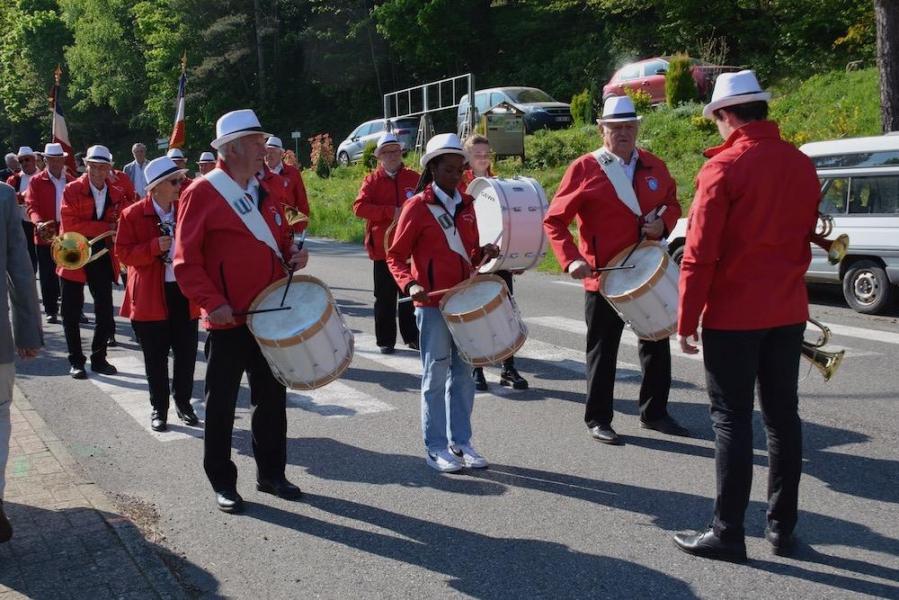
left=468, top=176, right=548, bottom=273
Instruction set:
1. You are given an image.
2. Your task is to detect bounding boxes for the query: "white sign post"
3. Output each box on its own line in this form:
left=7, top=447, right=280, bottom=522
left=290, top=131, right=302, bottom=158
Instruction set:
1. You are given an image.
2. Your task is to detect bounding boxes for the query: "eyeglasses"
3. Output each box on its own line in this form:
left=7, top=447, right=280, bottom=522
left=168, top=178, right=185, bottom=187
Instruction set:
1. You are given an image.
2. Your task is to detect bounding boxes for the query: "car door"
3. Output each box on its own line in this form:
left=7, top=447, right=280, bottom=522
left=363, top=121, right=386, bottom=154
left=349, top=122, right=374, bottom=160
left=641, top=59, right=669, bottom=104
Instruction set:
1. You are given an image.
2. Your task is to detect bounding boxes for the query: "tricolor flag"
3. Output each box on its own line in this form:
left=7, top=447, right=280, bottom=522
left=168, top=53, right=187, bottom=149
left=49, top=65, right=77, bottom=174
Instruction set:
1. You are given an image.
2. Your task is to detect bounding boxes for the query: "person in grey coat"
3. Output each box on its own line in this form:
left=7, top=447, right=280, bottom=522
left=0, top=181, right=42, bottom=542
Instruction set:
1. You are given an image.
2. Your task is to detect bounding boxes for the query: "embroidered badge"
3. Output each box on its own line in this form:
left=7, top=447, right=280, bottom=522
left=646, top=176, right=659, bottom=191
left=405, top=189, right=414, bottom=198
left=232, top=196, right=253, bottom=215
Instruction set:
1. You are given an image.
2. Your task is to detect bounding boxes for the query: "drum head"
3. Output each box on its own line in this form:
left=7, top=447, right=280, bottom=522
left=250, top=276, right=329, bottom=341
left=602, top=244, right=664, bottom=298
left=468, top=178, right=505, bottom=252
left=442, top=278, right=504, bottom=315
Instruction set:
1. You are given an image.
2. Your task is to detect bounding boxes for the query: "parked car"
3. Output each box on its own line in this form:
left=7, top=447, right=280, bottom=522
left=336, top=117, right=419, bottom=166
left=456, top=87, right=572, bottom=134
left=666, top=134, right=899, bottom=315
left=602, top=57, right=740, bottom=105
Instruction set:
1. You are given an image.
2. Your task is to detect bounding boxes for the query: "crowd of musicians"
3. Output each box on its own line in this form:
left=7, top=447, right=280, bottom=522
left=0, top=70, right=820, bottom=561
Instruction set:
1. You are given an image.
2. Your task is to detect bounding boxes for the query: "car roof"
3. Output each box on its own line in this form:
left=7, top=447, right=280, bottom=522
left=800, top=135, right=899, bottom=157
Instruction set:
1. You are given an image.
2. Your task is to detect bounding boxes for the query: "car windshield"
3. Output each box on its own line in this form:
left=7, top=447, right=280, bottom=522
left=506, top=89, right=555, bottom=103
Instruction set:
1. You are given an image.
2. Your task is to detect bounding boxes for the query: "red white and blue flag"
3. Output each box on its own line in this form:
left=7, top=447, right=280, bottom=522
left=50, top=65, right=77, bottom=173
left=168, top=54, right=187, bottom=149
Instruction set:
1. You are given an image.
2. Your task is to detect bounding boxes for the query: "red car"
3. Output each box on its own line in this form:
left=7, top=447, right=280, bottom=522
left=603, top=57, right=740, bottom=105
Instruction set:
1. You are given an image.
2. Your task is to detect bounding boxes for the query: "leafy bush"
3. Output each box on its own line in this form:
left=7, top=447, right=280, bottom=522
left=525, top=126, right=597, bottom=169
left=570, top=88, right=594, bottom=126
left=665, top=54, right=698, bottom=107
left=624, top=88, right=653, bottom=112
left=361, top=141, right=378, bottom=171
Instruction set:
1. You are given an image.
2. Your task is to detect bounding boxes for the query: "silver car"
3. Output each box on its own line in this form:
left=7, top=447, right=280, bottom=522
left=336, top=117, right=419, bottom=166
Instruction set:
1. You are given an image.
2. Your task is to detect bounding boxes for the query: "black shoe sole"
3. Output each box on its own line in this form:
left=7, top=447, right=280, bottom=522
left=672, top=539, right=747, bottom=562
left=151, top=424, right=167, bottom=432
left=256, top=482, right=303, bottom=500
left=176, top=411, right=199, bottom=426
left=500, top=379, right=528, bottom=390
left=592, top=436, right=623, bottom=445
left=216, top=502, right=244, bottom=514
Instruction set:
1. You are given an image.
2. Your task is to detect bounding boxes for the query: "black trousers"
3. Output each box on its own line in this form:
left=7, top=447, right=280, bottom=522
left=61, top=256, right=114, bottom=367
left=373, top=259, right=418, bottom=348
left=584, top=291, right=671, bottom=427
left=131, top=283, right=199, bottom=417
left=702, top=323, right=805, bottom=541
left=21, top=221, right=37, bottom=273
left=36, top=244, right=60, bottom=316
left=203, top=325, right=287, bottom=492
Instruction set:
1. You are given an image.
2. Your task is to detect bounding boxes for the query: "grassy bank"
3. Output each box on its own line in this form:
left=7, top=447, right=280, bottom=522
left=306, top=67, right=881, bottom=273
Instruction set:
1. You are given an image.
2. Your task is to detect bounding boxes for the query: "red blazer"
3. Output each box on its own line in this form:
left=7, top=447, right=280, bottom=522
left=386, top=184, right=485, bottom=308
left=25, top=170, right=75, bottom=245
left=109, top=169, right=138, bottom=205
left=179, top=175, right=194, bottom=196
left=173, top=162, right=294, bottom=330
left=58, top=174, right=127, bottom=283
left=678, top=120, right=820, bottom=335
left=543, top=149, right=681, bottom=292
left=353, top=165, right=420, bottom=261
left=279, top=163, right=310, bottom=233
left=116, top=196, right=201, bottom=322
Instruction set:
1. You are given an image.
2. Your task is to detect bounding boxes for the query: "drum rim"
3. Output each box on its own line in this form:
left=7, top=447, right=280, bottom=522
left=438, top=274, right=509, bottom=323
left=280, top=335, right=355, bottom=391
left=464, top=330, right=528, bottom=367
left=248, top=273, right=334, bottom=345
left=601, top=241, right=670, bottom=301
left=631, top=323, right=677, bottom=342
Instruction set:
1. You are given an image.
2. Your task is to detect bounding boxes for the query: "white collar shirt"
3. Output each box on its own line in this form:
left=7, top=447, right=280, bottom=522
left=152, top=199, right=176, bottom=282
left=270, top=163, right=283, bottom=175
left=243, top=176, right=260, bottom=207
left=617, top=148, right=639, bottom=182
left=48, top=171, right=67, bottom=222
left=89, top=180, right=107, bottom=219
left=432, top=183, right=461, bottom=216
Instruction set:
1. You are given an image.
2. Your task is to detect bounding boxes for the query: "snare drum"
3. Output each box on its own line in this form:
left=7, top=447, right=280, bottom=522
left=468, top=176, right=548, bottom=273
left=247, top=274, right=354, bottom=390
left=438, top=274, right=528, bottom=366
left=600, top=241, right=679, bottom=341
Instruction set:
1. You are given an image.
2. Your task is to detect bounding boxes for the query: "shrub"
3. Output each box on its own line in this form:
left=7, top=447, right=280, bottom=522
left=525, top=126, right=596, bottom=169
left=361, top=141, right=378, bottom=171
left=624, top=88, right=653, bottom=112
left=570, top=88, right=594, bottom=126
left=665, top=53, right=698, bottom=107
left=309, top=134, right=335, bottom=179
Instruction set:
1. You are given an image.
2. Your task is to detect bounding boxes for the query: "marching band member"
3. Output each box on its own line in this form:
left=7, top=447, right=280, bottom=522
left=116, top=156, right=200, bottom=432
left=197, top=152, right=216, bottom=175
left=461, top=134, right=528, bottom=391
left=174, top=109, right=308, bottom=513
left=25, top=143, right=75, bottom=324
left=6, top=146, right=39, bottom=273
left=387, top=133, right=498, bottom=473
left=265, top=136, right=310, bottom=233
left=166, top=148, right=193, bottom=194
left=673, top=71, right=820, bottom=561
left=59, top=145, right=126, bottom=379
left=543, top=96, right=687, bottom=446
left=109, top=156, right=139, bottom=206
left=353, top=132, right=420, bottom=354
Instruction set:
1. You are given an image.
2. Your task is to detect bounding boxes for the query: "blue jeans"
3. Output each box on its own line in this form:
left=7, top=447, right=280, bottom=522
left=416, top=307, right=475, bottom=453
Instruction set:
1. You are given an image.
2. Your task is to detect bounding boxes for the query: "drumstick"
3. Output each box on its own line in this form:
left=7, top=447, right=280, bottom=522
left=398, top=287, right=455, bottom=304
left=591, top=264, right=636, bottom=273
left=233, top=306, right=292, bottom=316
left=278, top=231, right=306, bottom=307
left=617, top=205, right=669, bottom=268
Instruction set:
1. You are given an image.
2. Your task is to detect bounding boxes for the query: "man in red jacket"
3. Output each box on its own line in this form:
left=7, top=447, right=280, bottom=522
left=6, top=146, right=39, bottom=273
left=353, top=132, right=420, bottom=354
left=58, top=145, right=126, bottom=379
left=116, top=156, right=200, bottom=432
left=544, top=96, right=687, bottom=446
left=673, top=71, right=820, bottom=562
left=25, top=143, right=75, bottom=323
left=264, top=136, right=310, bottom=234
left=174, top=109, right=308, bottom=513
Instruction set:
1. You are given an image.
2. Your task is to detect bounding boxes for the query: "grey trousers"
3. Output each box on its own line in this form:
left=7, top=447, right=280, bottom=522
left=0, top=363, right=14, bottom=498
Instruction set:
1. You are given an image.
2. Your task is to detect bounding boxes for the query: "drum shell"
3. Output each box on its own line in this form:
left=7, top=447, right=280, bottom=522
left=247, top=275, right=354, bottom=390
left=600, top=241, right=678, bottom=341
left=438, top=274, right=528, bottom=366
left=468, top=176, right=548, bottom=273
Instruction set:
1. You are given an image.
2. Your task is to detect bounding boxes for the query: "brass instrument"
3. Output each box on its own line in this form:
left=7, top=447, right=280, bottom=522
left=36, top=220, right=58, bottom=242
left=51, top=230, right=116, bottom=270
left=811, top=213, right=849, bottom=265
left=283, top=204, right=308, bottom=227
left=801, top=318, right=844, bottom=381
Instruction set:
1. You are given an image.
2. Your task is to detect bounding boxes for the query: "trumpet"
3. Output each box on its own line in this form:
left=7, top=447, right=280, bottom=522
left=282, top=204, right=308, bottom=227
left=811, top=213, right=849, bottom=265
left=801, top=318, right=844, bottom=381
left=51, top=230, right=116, bottom=270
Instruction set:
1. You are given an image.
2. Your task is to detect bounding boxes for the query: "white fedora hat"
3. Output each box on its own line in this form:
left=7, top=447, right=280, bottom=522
left=210, top=109, right=271, bottom=150
left=144, top=156, right=188, bottom=192
left=420, top=133, right=468, bottom=169
left=265, top=136, right=283, bottom=149
left=702, top=69, right=771, bottom=119
left=166, top=148, right=186, bottom=160
left=597, top=96, right=642, bottom=124
left=374, top=132, right=402, bottom=157
left=16, top=146, right=36, bottom=158
left=43, top=143, right=68, bottom=158
left=85, top=145, right=113, bottom=164
left=197, top=151, right=215, bottom=164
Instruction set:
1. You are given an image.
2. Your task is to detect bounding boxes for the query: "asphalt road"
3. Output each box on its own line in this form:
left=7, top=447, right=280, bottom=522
left=15, top=238, right=899, bottom=599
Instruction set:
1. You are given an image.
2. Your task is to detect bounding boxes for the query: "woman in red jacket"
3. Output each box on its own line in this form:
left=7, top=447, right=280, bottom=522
left=387, top=133, right=497, bottom=473
left=116, top=156, right=200, bottom=432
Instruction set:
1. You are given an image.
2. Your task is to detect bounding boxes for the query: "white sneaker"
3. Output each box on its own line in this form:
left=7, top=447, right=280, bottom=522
left=450, top=443, right=488, bottom=469
left=426, top=449, right=463, bottom=473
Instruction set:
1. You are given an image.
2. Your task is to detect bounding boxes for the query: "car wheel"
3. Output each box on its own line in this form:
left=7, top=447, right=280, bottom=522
left=337, top=152, right=349, bottom=167
left=670, top=244, right=685, bottom=267
left=842, top=259, right=893, bottom=314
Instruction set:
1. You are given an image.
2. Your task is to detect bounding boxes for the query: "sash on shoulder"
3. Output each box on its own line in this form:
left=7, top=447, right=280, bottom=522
left=206, top=168, right=283, bottom=261
left=592, top=149, right=641, bottom=217
left=426, top=203, right=471, bottom=265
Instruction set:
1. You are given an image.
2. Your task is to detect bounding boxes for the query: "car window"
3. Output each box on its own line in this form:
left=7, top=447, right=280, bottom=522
left=490, top=92, right=505, bottom=107
left=849, top=175, right=899, bottom=214
left=505, top=89, right=555, bottom=103
left=395, top=118, right=418, bottom=129
left=642, top=60, right=668, bottom=76
left=616, top=63, right=641, bottom=81
left=369, top=121, right=385, bottom=135
left=474, top=93, right=491, bottom=113
left=354, top=123, right=372, bottom=137
left=819, top=177, right=848, bottom=215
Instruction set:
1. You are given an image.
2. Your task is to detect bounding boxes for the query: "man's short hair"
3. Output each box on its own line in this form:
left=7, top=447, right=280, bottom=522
left=131, top=143, right=146, bottom=153
left=715, top=101, right=769, bottom=123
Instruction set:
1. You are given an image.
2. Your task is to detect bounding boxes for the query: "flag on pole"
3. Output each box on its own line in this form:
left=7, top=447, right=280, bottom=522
left=168, top=53, right=187, bottom=149
left=49, top=65, right=77, bottom=174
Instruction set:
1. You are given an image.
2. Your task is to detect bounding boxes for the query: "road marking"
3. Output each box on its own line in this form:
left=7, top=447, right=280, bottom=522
left=353, top=333, right=423, bottom=375
left=553, top=280, right=584, bottom=288
left=825, top=323, right=899, bottom=346
left=287, top=380, right=394, bottom=417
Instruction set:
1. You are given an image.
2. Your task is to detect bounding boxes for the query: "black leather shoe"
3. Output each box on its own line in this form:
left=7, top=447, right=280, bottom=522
left=379, top=346, right=395, bottom=355
left=47, top=314, right=59, bottom=324
left=407, top=341, right=419, bottom=351
left=500, top=367, right=528, bottom=390
left=107, top=336, right=118, bottom=348
left=150, top=411, right=167, bottom=432
left=90, top=361, right=118, bottom=376
left=176, top=405, right=199, bottom=426
left=641, top=415, right=691, bottom=437
left=79, top=313, right=90, bottom=324
left=69, top=366, right=87, bottom=380
left=472, top=368, right=488, bottom=391
left=257, top=477, right=303, bottom=500
left=673, top=529, right=747, bottom=562
left=765, top=526, right=796, bottom=556
left=215, top=490, right=244, bottom=514
left=589, top=424, right=622, bottom=445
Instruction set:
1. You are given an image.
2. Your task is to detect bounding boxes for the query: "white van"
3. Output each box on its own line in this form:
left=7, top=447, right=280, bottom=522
left=666, top=134, right=899, bottom=314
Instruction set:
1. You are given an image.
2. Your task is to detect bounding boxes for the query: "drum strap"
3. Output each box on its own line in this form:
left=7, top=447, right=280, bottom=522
left=426, top=203, right=471, bottom=265
left=206, top=168, right=283, bottom=261
left=592, top=149, right=641, bottom=217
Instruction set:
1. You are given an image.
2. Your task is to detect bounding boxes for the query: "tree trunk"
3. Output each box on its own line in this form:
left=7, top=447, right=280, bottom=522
left=253, top=0, right=267, bottom=103
left=876, top=0, right=899, bottom=132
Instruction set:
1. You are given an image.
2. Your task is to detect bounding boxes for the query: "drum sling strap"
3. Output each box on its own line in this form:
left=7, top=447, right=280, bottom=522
left=427, top=203, right=472, bottom=265
left=592, top=149, right=642, bottom=217
left=206, top=168, right=284, bottom=262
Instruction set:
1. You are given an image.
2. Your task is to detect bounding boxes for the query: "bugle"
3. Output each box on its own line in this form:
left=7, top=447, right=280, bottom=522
left=51, top=230, right=116, bottom=270
left=801, top=317, right=844, bottom=381
left=811, top=213, right=849, bottom=265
